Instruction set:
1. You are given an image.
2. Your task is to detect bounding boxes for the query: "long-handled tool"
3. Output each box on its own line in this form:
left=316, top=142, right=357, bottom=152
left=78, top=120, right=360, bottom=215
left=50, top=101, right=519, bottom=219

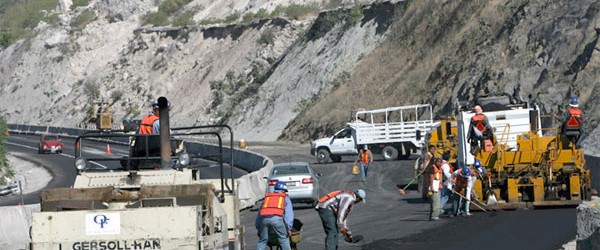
left=397, top=170, right=425, bottom=196
left=451, top=189, right=488, bottom=212
left=486, top=174, right=498, bottom=205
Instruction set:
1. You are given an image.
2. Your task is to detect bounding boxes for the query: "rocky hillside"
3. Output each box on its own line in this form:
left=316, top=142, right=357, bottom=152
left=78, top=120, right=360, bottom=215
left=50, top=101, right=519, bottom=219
left=1, top=0, right=600, bottom=154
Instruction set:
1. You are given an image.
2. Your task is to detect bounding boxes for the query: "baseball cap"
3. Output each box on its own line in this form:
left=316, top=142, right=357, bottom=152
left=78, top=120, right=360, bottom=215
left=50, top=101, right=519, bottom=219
left=355, top=189, right=366, bottom=203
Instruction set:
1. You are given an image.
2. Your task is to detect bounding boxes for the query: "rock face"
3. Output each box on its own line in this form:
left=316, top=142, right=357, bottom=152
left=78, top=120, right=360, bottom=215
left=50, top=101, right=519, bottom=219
left=577, top=197, right=600, bottom=249
left=1, top=0, right=600, bottom=155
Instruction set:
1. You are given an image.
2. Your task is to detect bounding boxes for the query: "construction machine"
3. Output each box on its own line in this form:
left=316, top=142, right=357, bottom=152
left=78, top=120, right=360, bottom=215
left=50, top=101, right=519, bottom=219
left=84, top=101, right=113, bottom=130
left=425, top=96, right=592, bottom=209
left=30, top=97, right=244, bottom=249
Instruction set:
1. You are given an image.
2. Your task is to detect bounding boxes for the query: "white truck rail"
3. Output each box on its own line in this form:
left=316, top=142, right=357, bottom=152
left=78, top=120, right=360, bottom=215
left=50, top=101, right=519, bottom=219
left=354, top=104, right=439, bottom=147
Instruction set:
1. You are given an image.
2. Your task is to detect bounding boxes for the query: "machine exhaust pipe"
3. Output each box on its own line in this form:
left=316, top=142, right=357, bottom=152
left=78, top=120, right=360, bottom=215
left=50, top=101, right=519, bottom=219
left=158, top=96, right=171, bottom=169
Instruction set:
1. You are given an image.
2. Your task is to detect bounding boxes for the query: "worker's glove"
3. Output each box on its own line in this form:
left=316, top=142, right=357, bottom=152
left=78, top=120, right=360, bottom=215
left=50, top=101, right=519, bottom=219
left=339, top=227, right=349, bottom=235
left=428, top=190, right=433, bottom=196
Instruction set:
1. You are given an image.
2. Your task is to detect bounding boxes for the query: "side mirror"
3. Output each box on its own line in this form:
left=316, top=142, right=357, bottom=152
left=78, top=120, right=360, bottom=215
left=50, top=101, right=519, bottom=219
left=315, top=173, right=322, bottom=178
left=263, top=176, right=268, bottom=180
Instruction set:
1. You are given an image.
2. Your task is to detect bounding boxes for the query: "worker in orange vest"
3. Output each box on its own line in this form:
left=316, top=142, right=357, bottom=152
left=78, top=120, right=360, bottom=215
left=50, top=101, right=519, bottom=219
left=561, top=97, right=584, bottom=148
left=428, top=158, right=444, bottom=221
left=256, top=181, right=294, bottom=250
left=467, top=105, right=494, bottom=155
left=357, top=145, right=373, bottom=182
left=138, top=102, right=160, bottom=135
left=315, top=189, right=366, bottom=249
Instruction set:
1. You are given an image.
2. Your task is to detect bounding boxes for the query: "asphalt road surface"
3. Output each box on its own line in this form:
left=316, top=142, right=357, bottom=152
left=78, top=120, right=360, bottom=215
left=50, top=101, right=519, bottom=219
left=242, top=142, right=576, bottom=250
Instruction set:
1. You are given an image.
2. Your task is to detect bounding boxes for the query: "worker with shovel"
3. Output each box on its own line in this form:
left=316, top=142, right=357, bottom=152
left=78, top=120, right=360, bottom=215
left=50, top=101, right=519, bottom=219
left=452, top=165, right=476, bottom=217
left=315, top=189, right=366, bottom=249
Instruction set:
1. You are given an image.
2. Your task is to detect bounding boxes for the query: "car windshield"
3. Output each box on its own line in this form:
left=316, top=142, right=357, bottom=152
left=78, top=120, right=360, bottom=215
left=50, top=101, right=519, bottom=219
left=44, top=135, right=58, bottom=141
left=272, top=165, right=309, bottom=176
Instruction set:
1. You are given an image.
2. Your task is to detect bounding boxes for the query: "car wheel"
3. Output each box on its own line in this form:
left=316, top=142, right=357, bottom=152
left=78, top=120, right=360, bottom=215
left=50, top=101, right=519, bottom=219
left=317, top=149, right=330, bottom=164
left=382, top=146, right=398, bottom=161
left=331, top=155, right=342, bottom=162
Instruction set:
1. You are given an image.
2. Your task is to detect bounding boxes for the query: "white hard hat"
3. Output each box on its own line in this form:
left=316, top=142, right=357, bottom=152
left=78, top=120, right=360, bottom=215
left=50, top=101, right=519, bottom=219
left=355, top=189, right=366, bottom=203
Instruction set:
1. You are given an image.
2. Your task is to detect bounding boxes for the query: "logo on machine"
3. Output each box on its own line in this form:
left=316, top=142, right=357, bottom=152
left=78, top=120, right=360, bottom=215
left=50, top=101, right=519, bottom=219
left=86, top=213, right=120, bottom=235
left=94, top=214, right=110, bottom=228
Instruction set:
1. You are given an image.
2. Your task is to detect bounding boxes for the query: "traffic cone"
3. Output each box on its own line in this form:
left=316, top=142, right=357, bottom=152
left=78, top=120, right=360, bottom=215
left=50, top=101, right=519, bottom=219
left=106, top=144, right=112, bottom=155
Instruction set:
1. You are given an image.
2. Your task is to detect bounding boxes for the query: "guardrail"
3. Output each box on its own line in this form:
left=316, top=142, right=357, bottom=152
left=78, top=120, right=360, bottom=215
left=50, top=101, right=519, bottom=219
left=7, top=124, right=271, bottom=208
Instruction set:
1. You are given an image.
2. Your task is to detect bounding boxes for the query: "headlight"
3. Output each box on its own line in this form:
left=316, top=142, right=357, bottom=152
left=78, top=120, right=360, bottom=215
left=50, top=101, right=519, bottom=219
left=179, top=153, right=190, bottom=166
left=75, top=158, right=87, bottom=171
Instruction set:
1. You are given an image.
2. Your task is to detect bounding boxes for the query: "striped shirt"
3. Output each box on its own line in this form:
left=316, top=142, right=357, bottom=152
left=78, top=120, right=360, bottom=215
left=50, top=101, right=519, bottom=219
left=315, top=191, right=356, bottom=228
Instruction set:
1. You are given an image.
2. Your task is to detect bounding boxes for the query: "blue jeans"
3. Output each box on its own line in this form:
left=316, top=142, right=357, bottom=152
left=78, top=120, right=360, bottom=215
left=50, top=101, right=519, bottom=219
left=360, top=163, right=369, bottom=181
left=317, top=208, right=339, bottom=250
left=440, top=186, right=453, bottom=212
left=257, top=216, right=290, bottom=250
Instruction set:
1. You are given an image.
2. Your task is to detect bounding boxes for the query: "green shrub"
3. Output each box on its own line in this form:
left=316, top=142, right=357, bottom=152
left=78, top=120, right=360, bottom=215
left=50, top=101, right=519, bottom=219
left=270, top=4, right=319, bottom=20
left=0, top=0, right=58, bottom=47
left=110, top=90, right=123, bottom=103
left=71, top=0, right=90, bottom=9
left=159, top=0, right=193, bottom=15
left=173, top=11, right=196, bottom=26
left=224, top=11, right=240, bottom=24
left=72, top=9, right=96, bottom=31
left=243, top=8, right=271, bottom=22
left=142, top=11, right=169, bottom=26
left=257, top=29, right=275, bottom=45
left=84, top=82, right=100, bottom=99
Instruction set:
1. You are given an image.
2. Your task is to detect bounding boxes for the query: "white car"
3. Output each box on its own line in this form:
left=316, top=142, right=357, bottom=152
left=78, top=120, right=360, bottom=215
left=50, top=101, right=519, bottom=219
left=265, top=162, right=321, bottom=206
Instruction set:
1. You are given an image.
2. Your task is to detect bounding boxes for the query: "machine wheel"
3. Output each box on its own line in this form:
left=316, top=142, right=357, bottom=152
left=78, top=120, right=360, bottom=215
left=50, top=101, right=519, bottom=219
left=382, top=146, right=398, bottom=161
left=317, top=149, right=330, bottom=164
left=331, top=155, right=342, bottom=162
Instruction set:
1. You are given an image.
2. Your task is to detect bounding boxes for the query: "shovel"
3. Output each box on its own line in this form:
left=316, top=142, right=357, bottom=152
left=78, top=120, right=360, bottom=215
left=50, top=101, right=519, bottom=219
left=486, top=175, right=498, bottom=206
left=344, top=234, right=364, bottom=243
left=451, top=189, right=488, bottom=212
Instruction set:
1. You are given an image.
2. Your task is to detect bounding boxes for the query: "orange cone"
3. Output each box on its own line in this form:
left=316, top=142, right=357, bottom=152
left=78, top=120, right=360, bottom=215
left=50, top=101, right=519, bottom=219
left=106, top=144, right=112, bottom=155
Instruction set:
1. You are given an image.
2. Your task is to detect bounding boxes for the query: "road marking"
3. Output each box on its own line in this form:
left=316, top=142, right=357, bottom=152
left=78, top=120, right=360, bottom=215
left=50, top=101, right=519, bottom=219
left=6, top=141, right=109, bottom=169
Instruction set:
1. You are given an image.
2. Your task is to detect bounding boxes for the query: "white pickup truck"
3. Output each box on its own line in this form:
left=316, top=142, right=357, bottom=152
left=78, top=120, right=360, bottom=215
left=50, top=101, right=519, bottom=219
left=310, top=104, right=438, bottom=163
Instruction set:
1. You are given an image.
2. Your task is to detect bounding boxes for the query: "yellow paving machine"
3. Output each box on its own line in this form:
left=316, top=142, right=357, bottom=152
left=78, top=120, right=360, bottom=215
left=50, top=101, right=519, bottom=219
left=426, top=97, right=592, bottom=209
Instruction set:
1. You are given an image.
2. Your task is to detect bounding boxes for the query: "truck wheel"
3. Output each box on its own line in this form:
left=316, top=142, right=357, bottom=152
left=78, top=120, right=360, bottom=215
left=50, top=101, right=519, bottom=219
left=382, top=146, right=398, bottom=161
left=331, top=155, right=342, bottom=162
left=317, top=149, right=330, bottom=164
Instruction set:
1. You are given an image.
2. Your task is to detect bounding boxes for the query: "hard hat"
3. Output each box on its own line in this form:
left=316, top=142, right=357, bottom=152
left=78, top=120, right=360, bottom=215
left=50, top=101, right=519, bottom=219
left=460, top=166, right=472, bottom=177
left=363, top=145, right=368, bottom=150
left=274, top=181, right=288, bottom=192
left=477, top=167, right=486, bottom=176
left=355, top=189, right=366, bottom=203
left=473, top=159, right=482, bottom=167
left=569, top=97, right=579, bottom=108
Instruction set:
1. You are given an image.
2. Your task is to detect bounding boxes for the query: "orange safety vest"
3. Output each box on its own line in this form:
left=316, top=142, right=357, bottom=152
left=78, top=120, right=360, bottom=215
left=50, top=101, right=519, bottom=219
left=433, top=164, right=443, bottom=189
left=318, top=190, right=353, bottom=203
left=360, top=149, right=371, bottom=164
left=567, top=108, right=583, bottom=127
left=138, top=115, right=159, bottom=134
left=471, top=114, right=487, bottom=132
left=260, top=192, right=287, bottom=216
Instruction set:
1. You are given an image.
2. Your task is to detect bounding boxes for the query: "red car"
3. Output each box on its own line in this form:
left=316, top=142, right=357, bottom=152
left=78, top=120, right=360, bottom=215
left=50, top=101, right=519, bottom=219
left=38, top=133, right=64, bottom=154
